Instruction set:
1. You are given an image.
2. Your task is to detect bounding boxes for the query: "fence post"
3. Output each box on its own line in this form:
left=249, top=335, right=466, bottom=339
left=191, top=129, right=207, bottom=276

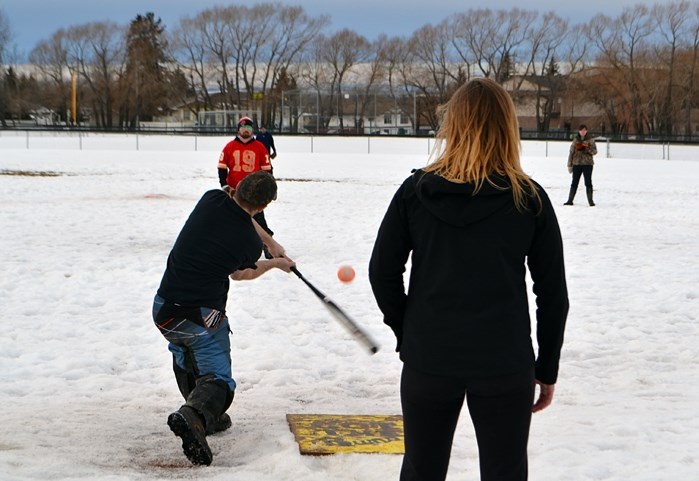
left=26, top=131, right=29, bottom=149
left=606, top=138, right=610, bottom=158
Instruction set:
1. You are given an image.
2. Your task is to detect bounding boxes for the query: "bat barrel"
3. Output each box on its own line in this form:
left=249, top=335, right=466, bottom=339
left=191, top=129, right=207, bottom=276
left=292, top=267, right=379, bottom=354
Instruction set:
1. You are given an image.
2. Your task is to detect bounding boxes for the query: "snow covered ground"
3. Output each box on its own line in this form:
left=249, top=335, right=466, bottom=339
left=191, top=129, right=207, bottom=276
left=0, top=138, right=697, bottom=480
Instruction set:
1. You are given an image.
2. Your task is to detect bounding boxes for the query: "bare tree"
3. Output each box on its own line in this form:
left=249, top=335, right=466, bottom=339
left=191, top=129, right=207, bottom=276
left=321, top=29, right=372, bottom=132
left=0, top=7, right=12, bottom=126
left=557, top=23, right=595, bottom=134
left=58, top=22, right=125, bottom=128
left=677, top=3, right=699, bottom=136
left=410, top=23, right=458, bottom=94
left=29, top=31, right=72, bottom=123
left=452, top=8, right=537, bottom=83
left=170, top=4, right=326, bottom=128
left=396, top=22, right=460, bottom=131
left=451, top=9, right=498, bottom=79
left=519, top=12, right=569, bottom=132
left=196, top=6, right=237, bottom=121
left=252, top=4, right=327, bottom=126
left=652, top=0, right=691, bottom=136
left=0, top=8, right=10, bottom=64
left=353, top=35, right=392, bottom=133
left=169, top=15, right=214, bottom=115
left=298, top=34, right=335, bottom=131
left=226, top=4, right=317, bottom=125
left=589, top=6, right=654, bottom=136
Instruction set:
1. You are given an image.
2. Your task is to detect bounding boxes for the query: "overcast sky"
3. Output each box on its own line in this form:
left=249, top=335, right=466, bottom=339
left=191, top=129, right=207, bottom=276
left=2, top=0, right=681, bottom=60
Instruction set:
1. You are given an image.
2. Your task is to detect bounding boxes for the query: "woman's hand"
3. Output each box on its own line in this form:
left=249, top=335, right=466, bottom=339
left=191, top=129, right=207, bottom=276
left=532, top=381, right=555, bottom=413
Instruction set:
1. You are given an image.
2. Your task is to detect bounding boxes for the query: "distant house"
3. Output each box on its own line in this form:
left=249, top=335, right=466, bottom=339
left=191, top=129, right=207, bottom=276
left=502, top=75, right=604, bottom=136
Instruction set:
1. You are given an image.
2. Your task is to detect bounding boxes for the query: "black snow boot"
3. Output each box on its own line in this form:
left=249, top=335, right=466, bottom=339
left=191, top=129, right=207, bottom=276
left=564, top=186, right=577, bottom=206
left=185, top=376, right=232, bottom=430
left=206, top=412, right=232, bottom=435
left=204, top=390, right=234, bottom=435
left=167, top=406, right=213, bottom=465
left=173, top=357, right=196, bottom=400
left=586, top=187, right=595, bottom=206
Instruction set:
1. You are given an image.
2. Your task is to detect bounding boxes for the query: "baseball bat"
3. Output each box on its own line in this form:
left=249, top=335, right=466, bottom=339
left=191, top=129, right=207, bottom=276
left=291, top=266, right=379, bottom=354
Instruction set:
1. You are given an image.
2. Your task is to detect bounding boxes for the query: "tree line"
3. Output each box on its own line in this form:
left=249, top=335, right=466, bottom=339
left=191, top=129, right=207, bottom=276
left=2, top=1, right=699, bottom=138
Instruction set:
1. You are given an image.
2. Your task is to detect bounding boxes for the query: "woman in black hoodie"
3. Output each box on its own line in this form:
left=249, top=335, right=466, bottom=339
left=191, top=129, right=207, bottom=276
left=369, top=78, right=569, bottom=481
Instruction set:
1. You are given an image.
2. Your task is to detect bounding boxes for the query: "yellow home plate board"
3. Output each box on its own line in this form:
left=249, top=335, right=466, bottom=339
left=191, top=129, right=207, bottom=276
left=286, top=414, right=404, bottom=455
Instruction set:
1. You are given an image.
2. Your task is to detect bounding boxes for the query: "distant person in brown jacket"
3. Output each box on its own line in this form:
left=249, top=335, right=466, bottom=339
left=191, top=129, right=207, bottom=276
left=565, top=124, right=597, bottom=206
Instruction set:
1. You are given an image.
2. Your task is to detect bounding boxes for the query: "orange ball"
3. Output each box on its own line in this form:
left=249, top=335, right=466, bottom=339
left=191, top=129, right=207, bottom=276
left=337, top=265, right=356, bottom=283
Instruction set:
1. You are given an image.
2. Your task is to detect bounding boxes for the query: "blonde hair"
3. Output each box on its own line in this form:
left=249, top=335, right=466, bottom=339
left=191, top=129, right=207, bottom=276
left=425, top=78, right=539, bottom=212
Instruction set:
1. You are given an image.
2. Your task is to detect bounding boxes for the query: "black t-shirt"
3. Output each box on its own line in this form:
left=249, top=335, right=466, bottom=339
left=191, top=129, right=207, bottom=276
left=157, top=190, right=262, bottom=311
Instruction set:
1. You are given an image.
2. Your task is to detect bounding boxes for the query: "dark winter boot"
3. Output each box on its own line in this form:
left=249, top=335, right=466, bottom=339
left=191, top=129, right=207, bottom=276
left=586, top=187, right=595, bottom=206
left=167, top=406, right=213, bottom=465
left=206, top=412, right=232, bottom=435
left=185, top=375, right=233, bottom=433
left=564, top=186, right=577, bottom=205
left=205, top=389, right=234, bottom=435
left=173, top=357, right=196, bottom=400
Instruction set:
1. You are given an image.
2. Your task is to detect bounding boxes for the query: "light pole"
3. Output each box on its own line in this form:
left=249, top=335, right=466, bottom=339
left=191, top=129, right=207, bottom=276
left=71, top=70, right=77, bottom=126
left=413, top=91, right=417, bottom=135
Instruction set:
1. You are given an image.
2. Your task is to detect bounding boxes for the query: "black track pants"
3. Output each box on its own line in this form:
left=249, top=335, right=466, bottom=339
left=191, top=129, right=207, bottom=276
left=399, top=364, right=535, bottom=481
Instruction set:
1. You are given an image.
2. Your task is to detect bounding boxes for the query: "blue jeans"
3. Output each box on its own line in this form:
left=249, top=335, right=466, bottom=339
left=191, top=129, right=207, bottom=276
left=152, top=294, right=236, bottom=392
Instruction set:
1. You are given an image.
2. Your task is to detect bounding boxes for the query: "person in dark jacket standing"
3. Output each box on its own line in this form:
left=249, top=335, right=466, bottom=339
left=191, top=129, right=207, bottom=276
left=255, top=125, right=277, bottom=173
left=368, top=78, right=569, bottom=481
left=153, top=171, right=295, bottom=466
left=565, top=124, right=597, bottom=206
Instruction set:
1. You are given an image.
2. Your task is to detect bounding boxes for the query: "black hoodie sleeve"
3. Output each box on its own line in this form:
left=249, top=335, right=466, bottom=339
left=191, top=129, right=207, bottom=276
left=369, top=180, right=413, bottom=351
left=527, top=188, right=569, bottom=384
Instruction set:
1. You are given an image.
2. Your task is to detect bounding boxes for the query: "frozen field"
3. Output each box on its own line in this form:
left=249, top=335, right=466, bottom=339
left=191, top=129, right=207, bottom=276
left=0, top=138, right=697, bottom=480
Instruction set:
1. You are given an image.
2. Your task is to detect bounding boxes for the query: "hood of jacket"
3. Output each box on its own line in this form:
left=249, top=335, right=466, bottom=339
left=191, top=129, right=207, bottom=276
left=412, top=169, right=514, bottom=227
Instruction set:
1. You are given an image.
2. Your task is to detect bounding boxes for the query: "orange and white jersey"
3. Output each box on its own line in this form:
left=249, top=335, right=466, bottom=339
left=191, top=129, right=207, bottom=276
left=217, top=138, right=271, bottom=188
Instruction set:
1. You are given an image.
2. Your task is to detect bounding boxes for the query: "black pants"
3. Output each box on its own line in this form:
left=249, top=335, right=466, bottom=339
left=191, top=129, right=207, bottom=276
left=570, top=164, right=593, bottom=189
left=399, top=365, right=535, bottom=481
